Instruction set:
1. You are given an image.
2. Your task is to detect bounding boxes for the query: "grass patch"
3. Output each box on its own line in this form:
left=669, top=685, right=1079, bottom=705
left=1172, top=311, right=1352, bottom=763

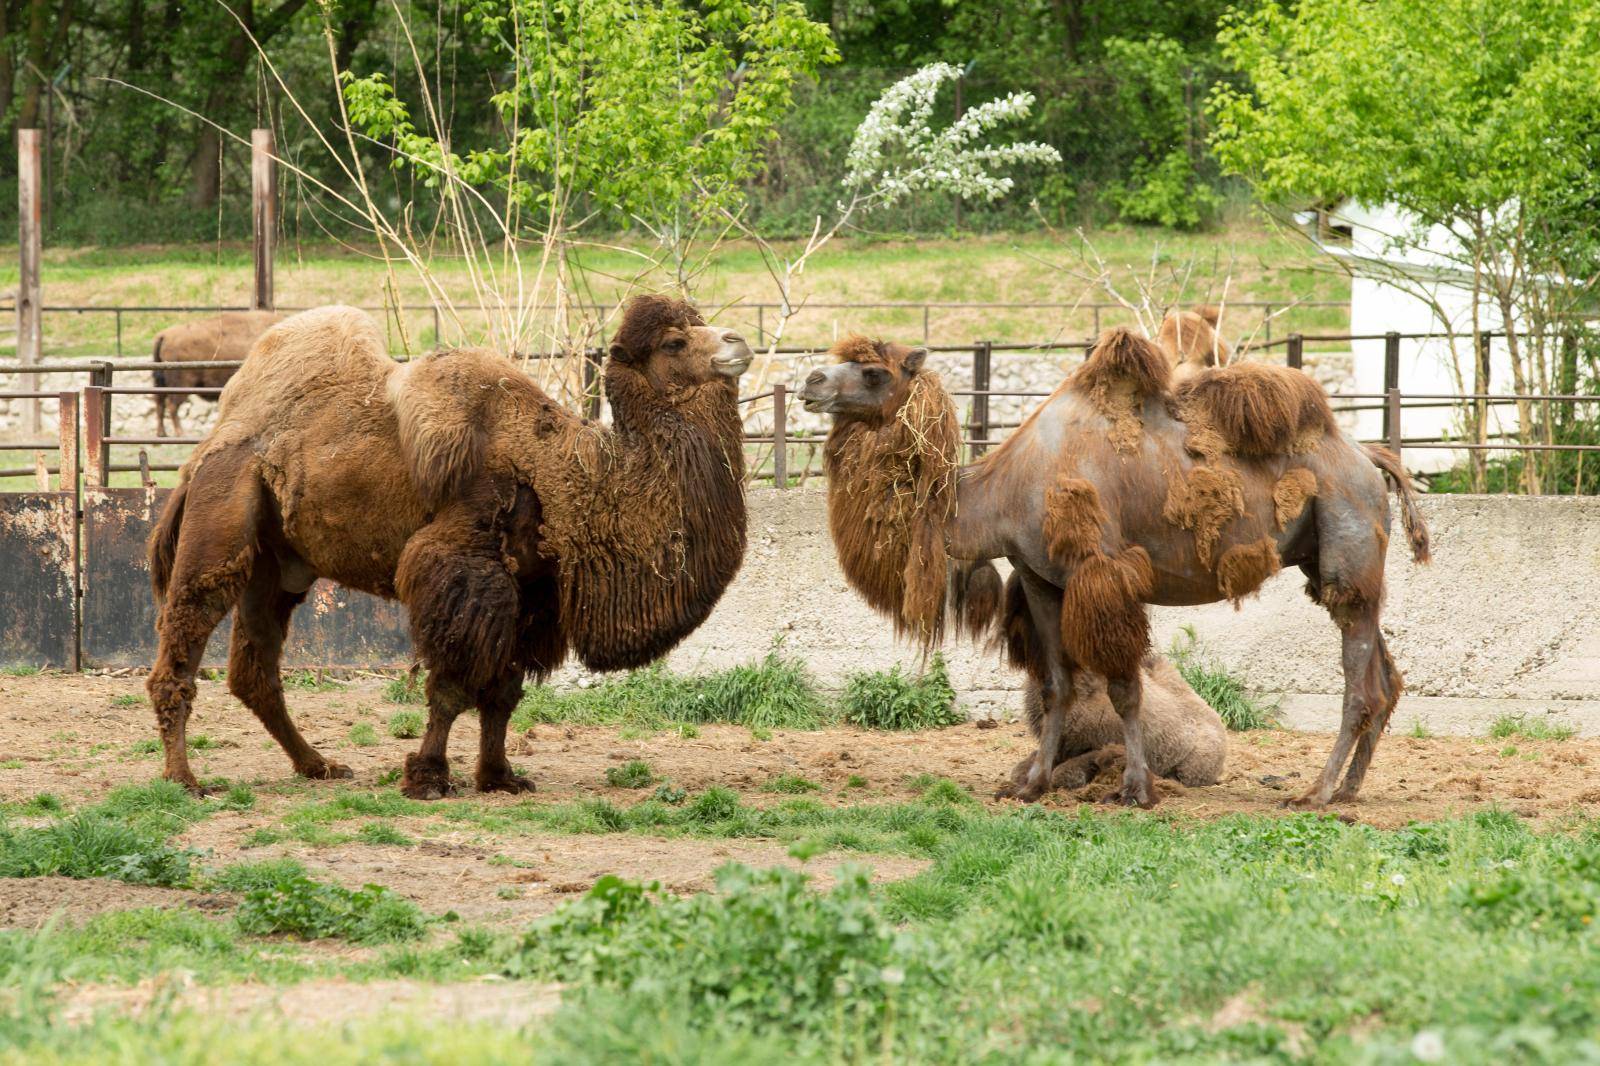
left=235, top=873, right=429, bottom=944
left=1488, top=713, right=1577, bottom=741
left=840, top=654, right=961, bottom=730
left=111, top=693, right=146, bottom=707
left=348, top=723, right=380, bottom=747
left=283, top=669, right=342, bottom=692
left=1169, top=625, right=1281, bottom=730
left=762, top=773, right=822, bottom=794
left=384, top=672, right=426, bottom=705
left=387, top=709, right=424, bottom=739
left=605, top=761, right=656, bottom=789
left=356, top=821, right=415, bottom=847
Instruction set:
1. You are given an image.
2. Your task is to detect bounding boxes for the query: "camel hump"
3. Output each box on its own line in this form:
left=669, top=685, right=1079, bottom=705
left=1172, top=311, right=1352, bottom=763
left=387, top=347, right=510, bottom=510
left=1074, top=327, right=1172, bottom=400
left=245, top=305, right=387, bottom=373
left=1174, top=362, right=1338, bottom=459
left=1195, top=305, right=1222, bottom=327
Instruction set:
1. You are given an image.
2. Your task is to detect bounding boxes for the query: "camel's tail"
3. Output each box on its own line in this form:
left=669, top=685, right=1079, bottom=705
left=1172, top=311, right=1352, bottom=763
left=949, top=559, right=1004, bottom=640
left=1365, top=444, right=1431, bottom=564
left=148, top=480, right=187, bottom=600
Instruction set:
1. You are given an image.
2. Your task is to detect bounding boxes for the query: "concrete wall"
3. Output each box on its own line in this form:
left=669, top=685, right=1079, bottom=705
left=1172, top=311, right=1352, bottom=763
left=551, top=489, right=1600, bottom=736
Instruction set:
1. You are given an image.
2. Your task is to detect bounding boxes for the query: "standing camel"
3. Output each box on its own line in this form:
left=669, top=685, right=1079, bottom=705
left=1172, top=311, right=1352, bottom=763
left=147, top=297, right=751, bottom=798
left=801, top=330, right=1429, bottom=808
left=151, top=310, right=283, bottom=436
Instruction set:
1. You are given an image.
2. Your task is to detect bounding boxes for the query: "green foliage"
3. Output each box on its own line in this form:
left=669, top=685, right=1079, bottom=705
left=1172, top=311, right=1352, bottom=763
left=762, top=774, right=821, bottom=795
left=1169, top=625, right=1281, bottom=730
left=111, top=693, right=146, bottom=707
left=1488, top=713, right=1576, bottom=741
left=0, top=814, right=197, bottom=887
left=605, top=761, right=656, bottom=790
left=652, top=783, right=688, bottom=806
left=356, top=822, right=415, bottom=847
left=348, top=723, right=380, bottom=748
left=283, top=670, right=341, bottom=692
left=384, top=673, right=426, bottom=705
left=206, top=859, right=310, bottom=894
left=235, top=874, right=428, bottom=944
left=387, top=709, right=425, bottom=739
left=1456, top=845, right=1600, bottom=934
left=840, top=655, right=961, bottom=731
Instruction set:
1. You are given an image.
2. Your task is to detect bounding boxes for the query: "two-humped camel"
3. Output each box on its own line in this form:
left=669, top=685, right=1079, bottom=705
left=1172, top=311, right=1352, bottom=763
left=801, top=324, right=1429, bottom=807
left=146, top=297, right=751, bottom=798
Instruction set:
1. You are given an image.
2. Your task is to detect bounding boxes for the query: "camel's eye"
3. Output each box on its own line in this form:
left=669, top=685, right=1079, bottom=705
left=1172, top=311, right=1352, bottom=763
left=664, top=334, right=687, bottom=353
left=861, top=366, right=890, bottom=388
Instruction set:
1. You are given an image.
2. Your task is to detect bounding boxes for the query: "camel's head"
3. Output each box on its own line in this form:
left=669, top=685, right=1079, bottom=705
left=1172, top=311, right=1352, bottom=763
left=609, top=294, right=752, bottom=393
left=800, top=335, right=929, bottom=424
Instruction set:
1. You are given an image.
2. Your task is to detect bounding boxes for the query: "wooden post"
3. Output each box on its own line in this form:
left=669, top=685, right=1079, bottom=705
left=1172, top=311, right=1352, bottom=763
left=1286, top=333, right=1303, bottom=371
left=83, top=385, right=107, bottom=489
left=56, top=391, right=77, bottom=495
left=1381, top=331, right=1400, bottom=443
left=18, top=129, right=43, bottom=435
left=57, top=389, right=80, bottom=671
left=772, top=382, right=788, bottom=489
left=252, top=128, right=276, bottom=312
left=970, top=340, right=992, bottom=458
left=1386, top=387, right=1403, bottom=462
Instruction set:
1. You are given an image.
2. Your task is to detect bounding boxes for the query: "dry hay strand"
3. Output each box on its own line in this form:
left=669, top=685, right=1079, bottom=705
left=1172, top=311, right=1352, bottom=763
left=1071, top=327, right=1171, bottom=455
left=1174, top=363, right=1337, bottom=459
left=1215, top=536, right=1283, bottom=607
left=1043, top=472, right=1106, bottom=566
left=1163, top=465, right=1246, bottom=568
left=1272, top=468, right=1318, bottom=530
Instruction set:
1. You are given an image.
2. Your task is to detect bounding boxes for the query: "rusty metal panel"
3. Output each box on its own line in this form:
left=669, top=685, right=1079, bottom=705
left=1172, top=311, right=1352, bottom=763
left=82, top=487, right=412, bottom=669
left=0, top=492, right=77, bottom=668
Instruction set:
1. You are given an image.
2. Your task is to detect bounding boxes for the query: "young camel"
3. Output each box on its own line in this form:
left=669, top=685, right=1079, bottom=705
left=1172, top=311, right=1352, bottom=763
left=146, top=297, right=751, bottom=798
left=801, top=331, right=1429, bottom=807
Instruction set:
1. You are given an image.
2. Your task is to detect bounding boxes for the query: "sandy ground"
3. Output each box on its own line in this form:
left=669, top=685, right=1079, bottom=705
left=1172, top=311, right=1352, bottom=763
left=2, top=671, right=1598, bottom=936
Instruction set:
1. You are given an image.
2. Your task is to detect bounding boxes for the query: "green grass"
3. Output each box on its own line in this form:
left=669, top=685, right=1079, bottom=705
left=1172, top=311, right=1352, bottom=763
left=604, top=761, right=656, bottom=789
left=839, top=654, right=961, bottom=731
left=1169, top=624, right=1282, bottom=730
left=283, top=669, right=343, bottom=692
left=1488, top=713, right=1577, bottom=741
left=348, top=723, right=379, bottom=747
left=386, top=709, right=424, bottom=739
left=383, top=672, right=426, bottom=705
left=110, top=693, right=145, bottom=707
left=0, top=782, right=206, bottom=887
left=235, top=874, right=429, bottom=944
left=761, top=773, right=822, bottom=794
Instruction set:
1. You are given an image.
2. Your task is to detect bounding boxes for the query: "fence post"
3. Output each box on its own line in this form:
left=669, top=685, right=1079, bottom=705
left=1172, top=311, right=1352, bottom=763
left=970, top=340, right=992, bottom=458
left=57, top=389, right=81, bottom=671
left=90, top=361, right=113, bottom=447
left=252, top=128, right=276, bottom=312
left=432, top=306, right=441, bottom=348
left=115, top=310, right=123, bottom=358
left=84, top=386, right=107, bottom=489
left=923, top=305, right=930, bottom=344
left=1286, top=333, right=1303, bottom=370
left=1264, top=304, right=1273, bottom=345
left=756, top=305, right=765, bottom=346
left=772, top=382, right=788, bottom=489
left=1386, top=387, right=1403, bottom=463
left=1381, top=332, right=1400, bottom=443
left=18, top=128, right=43, bottom=435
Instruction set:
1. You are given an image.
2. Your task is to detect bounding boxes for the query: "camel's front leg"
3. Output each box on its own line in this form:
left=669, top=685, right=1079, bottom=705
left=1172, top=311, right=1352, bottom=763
left=402, top=672, right=471, bottom=800
left=1105, top=672, right=1156, bottom=808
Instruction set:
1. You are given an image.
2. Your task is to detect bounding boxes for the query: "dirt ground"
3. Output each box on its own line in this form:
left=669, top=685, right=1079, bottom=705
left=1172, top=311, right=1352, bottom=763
left=3, top=671, right=1598, bottom=934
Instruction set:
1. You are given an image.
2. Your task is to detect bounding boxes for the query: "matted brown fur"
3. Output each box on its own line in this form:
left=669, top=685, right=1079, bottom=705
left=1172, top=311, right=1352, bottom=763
left=1060, top=546, right=1155, bottom=679
left=1162, top=465, right=1246, bottom=568
left=1174, top=362, right=1338, bottom=459
left=823, top=338, right=961, bottom=649
left=1070, top=328, right=1171, bottom=454
left=1042, top=473, right=1106, bottom=565
left=1273, top=468, right=1318, bottom=531
left=1216, top=536, right=1283, bottom=607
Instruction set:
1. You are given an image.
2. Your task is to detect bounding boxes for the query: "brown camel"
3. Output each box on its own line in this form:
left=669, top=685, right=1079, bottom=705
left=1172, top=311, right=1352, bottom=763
left=146, top=297, right=751, bottom=798
left=152, top=310, right=283, bottom=436
left=1156, top=305, right=1230, bottom=386
left=801, top=330, right=1429, bottom=808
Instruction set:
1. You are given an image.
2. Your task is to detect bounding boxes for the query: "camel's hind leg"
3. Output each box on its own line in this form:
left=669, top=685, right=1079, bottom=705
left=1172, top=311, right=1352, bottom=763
left=1330, top=624, right=1401, bottom=802
left=996, top=566, right=1077, bottom=803
left=227, top=563, right=351, bottom=782
left=145, top=449, right=260, bottom=790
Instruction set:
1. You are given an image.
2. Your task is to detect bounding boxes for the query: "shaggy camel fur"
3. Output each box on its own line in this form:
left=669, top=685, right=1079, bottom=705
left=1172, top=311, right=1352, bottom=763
left=802, top=329, right=1430, bottom=808
left=1157, top=306, right=1229, bottom=386
left=146, top=297, right=751, bottom=798
left=151, top=310, right=283, bottom=436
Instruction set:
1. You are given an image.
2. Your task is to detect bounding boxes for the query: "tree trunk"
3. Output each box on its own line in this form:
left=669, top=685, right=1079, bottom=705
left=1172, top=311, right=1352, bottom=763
left=0, top=0, right=14, bottom=144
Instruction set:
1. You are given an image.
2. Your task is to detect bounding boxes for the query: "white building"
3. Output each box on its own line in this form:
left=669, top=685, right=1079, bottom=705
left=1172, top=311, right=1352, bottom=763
left=1302, top=201, right=1522, bottom=473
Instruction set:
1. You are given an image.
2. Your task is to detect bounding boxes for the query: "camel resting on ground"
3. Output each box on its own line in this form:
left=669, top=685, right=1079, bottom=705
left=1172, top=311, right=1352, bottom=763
left=146, top=297, right=751, bottom=798
left=802, top=329, right=1429, bottom=808
left=151, top=310, right=283, bottom=436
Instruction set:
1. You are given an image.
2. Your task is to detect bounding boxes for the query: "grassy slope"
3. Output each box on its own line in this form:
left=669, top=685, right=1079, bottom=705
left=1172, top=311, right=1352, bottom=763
left=2, top=775, right=1599, bottom=1064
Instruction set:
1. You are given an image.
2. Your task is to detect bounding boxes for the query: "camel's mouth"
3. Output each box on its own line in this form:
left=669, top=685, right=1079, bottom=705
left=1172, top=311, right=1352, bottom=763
left=712, top=353, right=753, bottom=378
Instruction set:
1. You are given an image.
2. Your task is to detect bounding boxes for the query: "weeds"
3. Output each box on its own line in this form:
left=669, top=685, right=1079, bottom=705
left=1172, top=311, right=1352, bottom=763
left=762, top=774, right=822, bottom=794
left=385, top=672, right=426, bottom=705
left=283, top=670, right=342, bottom=692
left=235, top=873, right=428, bottom=943
left=349, top=723, right=380, bottom=747
left=605, top=761, right=656, bottom=789
left=1169, top=625, right=1281, bottom=730
left=1488, top=713, right=1577, bottom=741
left=111, top=693, right=146, bottom=707
left=840, top=654, right=961, bottom=730
left=387, top=709, right=425, bottom=739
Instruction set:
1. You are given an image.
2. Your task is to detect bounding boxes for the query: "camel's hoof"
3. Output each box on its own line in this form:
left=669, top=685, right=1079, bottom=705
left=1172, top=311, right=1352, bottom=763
left=1282, top=792, right=1328, bottom=811
left=164, top=773, right=205, bottom=795
left=993, top=782, right=1022, bottom=801
left=1099, top=787, right=1156, bottom=809
left=301, top=760, right=353, bottom=781
left=478, top=773, right=536, bottom=795
left=1329, top=786, right=1360, bottom=805
left=401, top=779, right=454, bottom=801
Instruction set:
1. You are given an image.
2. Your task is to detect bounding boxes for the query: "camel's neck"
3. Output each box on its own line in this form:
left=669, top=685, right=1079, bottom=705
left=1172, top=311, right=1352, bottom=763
left=822, top=374, right=960, bottom=646
left=549, top=364, right=747, bottom=672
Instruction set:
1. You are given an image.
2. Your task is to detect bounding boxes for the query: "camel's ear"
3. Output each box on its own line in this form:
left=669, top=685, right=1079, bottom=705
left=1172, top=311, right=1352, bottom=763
left=903, top=347, right=929, bottom=373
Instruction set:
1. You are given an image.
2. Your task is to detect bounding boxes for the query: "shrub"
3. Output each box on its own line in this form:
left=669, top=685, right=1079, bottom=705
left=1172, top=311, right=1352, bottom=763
left=605, top=761, right=656, bottom=789
left=385, top=672, right=426, bottom=705
left=840, top=655, right=961, bottom=730
left=235, top=874, right=427, bottom=943
left=1169, top=625, right=1280, bottom=730
left=349, top=723, right=379, bottom=747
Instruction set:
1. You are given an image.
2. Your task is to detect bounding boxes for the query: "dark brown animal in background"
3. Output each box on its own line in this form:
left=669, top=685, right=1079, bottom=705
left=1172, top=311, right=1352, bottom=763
left=151, top=310, right=283, bottom=436
left=146, top=297, right=751, bottom=798
left=802, top=329, right=1429, bottom=809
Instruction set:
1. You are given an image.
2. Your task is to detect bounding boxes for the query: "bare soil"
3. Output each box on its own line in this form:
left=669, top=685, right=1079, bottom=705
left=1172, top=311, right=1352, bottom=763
left=2, top=671, right=1597, bottom=933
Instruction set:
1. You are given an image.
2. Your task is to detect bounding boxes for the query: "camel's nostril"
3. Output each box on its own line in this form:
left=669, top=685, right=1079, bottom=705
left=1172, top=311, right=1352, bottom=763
left=805, top=370, right=825, bottom=388
left=722, top=331, right=746, bottom=346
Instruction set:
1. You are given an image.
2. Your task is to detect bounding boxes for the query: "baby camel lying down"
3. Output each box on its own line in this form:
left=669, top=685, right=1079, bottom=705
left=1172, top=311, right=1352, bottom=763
left=1007, top=653, right=1227, bottom=796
